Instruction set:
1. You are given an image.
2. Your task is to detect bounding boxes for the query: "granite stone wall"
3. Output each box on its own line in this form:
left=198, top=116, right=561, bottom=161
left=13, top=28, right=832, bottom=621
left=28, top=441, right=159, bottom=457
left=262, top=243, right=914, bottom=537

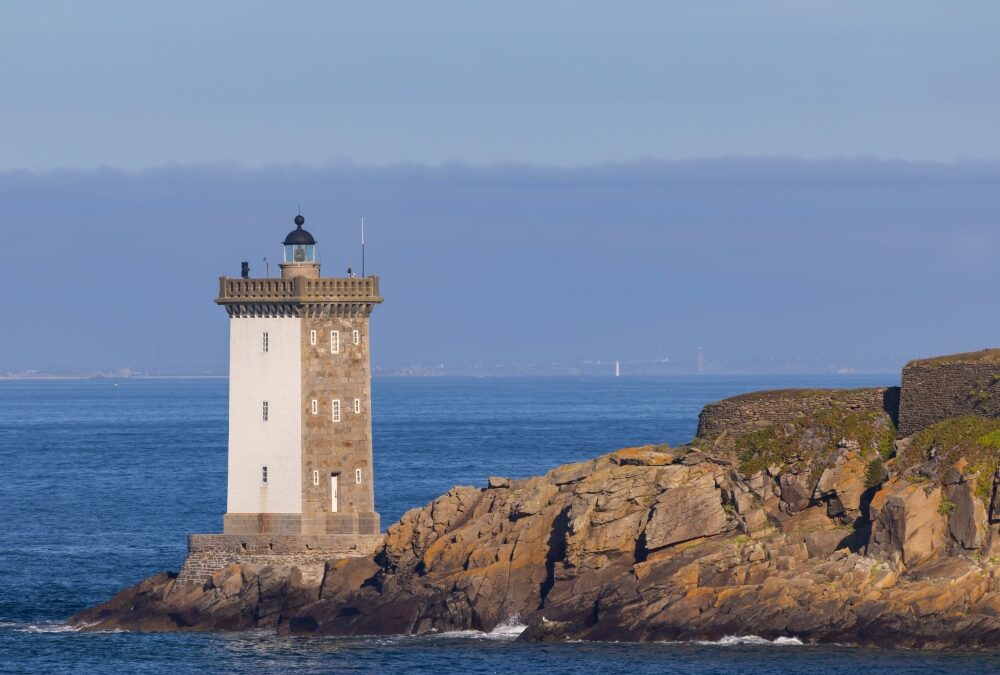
left=176, top=533, right=384, bottom=587
left=300, top=314, right=379, bottom=535
left=697, top=387, right=900, bottom=438
left=898, top=357, right=1000, bottom=436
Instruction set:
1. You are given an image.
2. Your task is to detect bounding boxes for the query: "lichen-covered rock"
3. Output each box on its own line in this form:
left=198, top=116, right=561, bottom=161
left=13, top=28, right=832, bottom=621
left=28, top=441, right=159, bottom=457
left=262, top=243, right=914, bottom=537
left=815, top=446, right=868, bottom=514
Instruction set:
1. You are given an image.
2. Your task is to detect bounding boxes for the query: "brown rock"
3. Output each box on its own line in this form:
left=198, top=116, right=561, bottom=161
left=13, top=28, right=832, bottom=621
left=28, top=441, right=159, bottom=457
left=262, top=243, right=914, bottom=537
left=945, top=476, right=989, bottom=551
left=643, top=473, right=728, bottom=551
left=989, top=467, right=1000, bottom=523
left=802, top=530, right=850, bottom=558
left=740, top=507, right=771, bottom=536
left=816, top=448, right=868, bottom=513
left=869, top=478, right=947, bottom=567
left=971, top=592, right=1000, bottom=617
left=611, top=446, right=676, bottom=466
left=779, top=472, right=812, bottom=513
left=71, top=435, right=1000, bottom=649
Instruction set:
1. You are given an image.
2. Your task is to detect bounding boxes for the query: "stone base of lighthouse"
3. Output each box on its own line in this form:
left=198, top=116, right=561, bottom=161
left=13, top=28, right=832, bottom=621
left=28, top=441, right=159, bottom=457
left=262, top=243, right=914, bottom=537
left=222, top=511, right=380, bottom=536
left=176, top=533, right=384, bottom=588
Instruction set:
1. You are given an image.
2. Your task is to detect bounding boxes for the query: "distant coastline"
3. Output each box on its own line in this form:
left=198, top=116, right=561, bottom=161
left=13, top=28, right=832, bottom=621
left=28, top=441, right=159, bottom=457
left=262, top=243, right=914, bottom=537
left=0, top=373, right=227, bottom=381
left=0, top=357, right=908, bottom=380
left=0, top=371, right=901, bottom=381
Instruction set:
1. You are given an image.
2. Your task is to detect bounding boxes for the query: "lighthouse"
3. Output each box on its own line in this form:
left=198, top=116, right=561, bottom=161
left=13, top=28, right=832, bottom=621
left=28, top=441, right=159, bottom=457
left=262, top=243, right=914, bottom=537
left=173, top=213, right=384, bottom=587
left=214, top=214, right=383, bottom=537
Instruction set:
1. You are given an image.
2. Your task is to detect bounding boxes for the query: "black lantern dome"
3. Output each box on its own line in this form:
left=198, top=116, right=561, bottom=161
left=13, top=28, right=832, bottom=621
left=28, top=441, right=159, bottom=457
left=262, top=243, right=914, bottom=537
left=283, top=214, right=316, bottom=245
left=282, top=214, right=318, bottom=265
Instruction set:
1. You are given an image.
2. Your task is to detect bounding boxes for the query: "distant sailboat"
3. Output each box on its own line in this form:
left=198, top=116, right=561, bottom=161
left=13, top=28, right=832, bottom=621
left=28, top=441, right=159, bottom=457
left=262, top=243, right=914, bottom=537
left=615, top=360, right=620, bottom=377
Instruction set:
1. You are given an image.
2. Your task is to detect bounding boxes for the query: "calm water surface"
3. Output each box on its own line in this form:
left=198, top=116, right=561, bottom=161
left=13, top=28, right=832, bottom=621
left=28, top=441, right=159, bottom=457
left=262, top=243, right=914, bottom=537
left=3, top=375, right=997, bottom=673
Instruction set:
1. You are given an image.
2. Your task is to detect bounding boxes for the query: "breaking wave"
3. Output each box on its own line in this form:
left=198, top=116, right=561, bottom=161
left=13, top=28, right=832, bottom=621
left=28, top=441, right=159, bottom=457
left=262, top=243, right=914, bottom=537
left=433, top=616, right=528, bottom=641
left=694, top=635, right=804, bottom=646
left=0, top=620, right=89, bottom=634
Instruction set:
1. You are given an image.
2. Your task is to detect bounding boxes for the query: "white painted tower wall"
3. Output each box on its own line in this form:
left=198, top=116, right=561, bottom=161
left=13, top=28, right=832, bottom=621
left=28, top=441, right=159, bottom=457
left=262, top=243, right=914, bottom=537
left=227, top=317, right=302, bottom=514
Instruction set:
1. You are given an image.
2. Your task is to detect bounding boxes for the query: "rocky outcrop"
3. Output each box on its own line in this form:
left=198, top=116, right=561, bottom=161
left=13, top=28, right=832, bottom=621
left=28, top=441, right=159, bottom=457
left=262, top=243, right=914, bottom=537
left=70, top=374, right=1000, bottom=648
left=72, top=414, right=1000, bottom=648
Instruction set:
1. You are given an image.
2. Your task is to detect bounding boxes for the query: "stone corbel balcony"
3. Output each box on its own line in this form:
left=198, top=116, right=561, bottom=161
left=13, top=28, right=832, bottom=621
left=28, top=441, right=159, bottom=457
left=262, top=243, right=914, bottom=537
left=216, top=276, right=382, bottom=318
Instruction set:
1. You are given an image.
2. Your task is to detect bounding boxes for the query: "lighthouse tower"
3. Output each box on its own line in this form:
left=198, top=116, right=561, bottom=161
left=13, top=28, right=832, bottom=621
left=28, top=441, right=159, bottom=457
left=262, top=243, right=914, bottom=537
left=214, top=214, right=383, bottom=537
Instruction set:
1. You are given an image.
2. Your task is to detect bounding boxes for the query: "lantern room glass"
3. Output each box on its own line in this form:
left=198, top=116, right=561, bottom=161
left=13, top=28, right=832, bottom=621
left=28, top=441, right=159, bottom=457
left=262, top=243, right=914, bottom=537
left=284, top=244, right=315, bottom=263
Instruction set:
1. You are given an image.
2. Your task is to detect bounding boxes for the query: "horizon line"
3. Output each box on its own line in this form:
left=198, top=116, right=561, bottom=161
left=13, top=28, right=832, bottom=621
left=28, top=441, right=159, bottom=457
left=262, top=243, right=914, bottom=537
left=5, top=154, right=1000, bottom=175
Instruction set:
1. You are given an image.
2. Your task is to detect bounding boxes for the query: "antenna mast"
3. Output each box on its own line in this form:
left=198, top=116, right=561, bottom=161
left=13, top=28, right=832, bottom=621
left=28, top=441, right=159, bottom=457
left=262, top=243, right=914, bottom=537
left=361, top=217, right=366, bottom=278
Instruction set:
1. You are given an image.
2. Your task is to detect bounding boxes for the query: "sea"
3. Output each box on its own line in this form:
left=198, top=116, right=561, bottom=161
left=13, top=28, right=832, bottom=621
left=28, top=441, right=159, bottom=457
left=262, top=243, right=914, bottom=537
left=3, top=375, right=999, bottom=674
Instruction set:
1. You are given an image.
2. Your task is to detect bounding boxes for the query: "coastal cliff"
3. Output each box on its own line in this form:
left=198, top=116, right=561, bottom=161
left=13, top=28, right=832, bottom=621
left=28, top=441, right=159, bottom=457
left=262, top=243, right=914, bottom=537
left=72, top=388, right=1000, bottom=647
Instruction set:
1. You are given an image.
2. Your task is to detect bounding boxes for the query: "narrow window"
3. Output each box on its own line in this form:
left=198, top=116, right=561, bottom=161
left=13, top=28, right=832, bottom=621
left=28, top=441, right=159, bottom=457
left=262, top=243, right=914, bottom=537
left=313, top=470, right=320, bottom=486
left=311, top=399, right=318, bottom=415
left=352, top=329, right=360, bottom=345
left=332, top=399, right=341, bottom=422
left=353, top=398, right=361, bottom=414
left=262, top=332, right=269, bottom=353
left=310, top=330, right=317, bottom=346
left=355, top=468, right=362, bottom=484
left=330, top=330, right=340, bottom=354
left=262, top=465, right=268, bottom=484
left=262, top=401, right=269, bottom=421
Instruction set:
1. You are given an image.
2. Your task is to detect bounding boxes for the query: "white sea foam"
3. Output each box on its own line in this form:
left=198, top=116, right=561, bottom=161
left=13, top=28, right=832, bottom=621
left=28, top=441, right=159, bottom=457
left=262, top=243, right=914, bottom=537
left=433, top=616, right=528, bottom=641
left=485, top=617, right=529, bottom=640
left=693, top=635, right=804, bottom=646
left=17, top=622, right=87, bottom=634
left=0, top=620, right=71, bottom=633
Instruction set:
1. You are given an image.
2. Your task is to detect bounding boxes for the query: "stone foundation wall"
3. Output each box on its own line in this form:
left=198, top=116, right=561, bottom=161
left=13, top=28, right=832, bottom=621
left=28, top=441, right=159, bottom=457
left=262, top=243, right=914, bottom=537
left=898, top=355, right=1000, bottom=436
left=697, top=387, right=900, bottom=438
left=223, top=512, right=380, bottom=535
left=176, top=533, right=384, bottom=587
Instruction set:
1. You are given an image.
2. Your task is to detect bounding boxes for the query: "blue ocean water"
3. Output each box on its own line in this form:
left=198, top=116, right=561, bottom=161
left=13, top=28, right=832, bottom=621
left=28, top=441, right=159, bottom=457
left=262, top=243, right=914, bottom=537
left=2, top=374, right=998, bottom=673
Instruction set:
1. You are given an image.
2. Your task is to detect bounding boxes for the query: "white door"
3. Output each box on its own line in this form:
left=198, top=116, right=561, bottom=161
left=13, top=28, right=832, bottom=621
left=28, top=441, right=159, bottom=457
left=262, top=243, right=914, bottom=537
left=330, top=473, right=339, bottom=512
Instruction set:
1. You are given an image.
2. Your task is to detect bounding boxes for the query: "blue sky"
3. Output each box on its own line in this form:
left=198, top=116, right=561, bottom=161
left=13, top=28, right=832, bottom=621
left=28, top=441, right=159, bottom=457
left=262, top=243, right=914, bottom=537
left=2, top=1, right=1000, bottom=168
left=1, top=2, right=999, bottom=372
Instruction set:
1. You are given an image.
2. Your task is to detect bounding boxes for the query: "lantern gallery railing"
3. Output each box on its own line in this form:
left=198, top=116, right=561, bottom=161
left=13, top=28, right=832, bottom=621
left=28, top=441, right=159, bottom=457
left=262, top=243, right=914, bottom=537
left=217, top=276, right=381, bottom=302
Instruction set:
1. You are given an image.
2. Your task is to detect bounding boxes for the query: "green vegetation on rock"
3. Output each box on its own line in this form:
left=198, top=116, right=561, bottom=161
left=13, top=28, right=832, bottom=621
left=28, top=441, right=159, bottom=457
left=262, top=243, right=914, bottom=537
left=733, top=407, right=896, bottom=477
left=908, top=349, right=1000, bottom=367
left=899, top=416, right=1000, bottom=506
left=865, top=458, right=885, bottom=488
left=734, top=426, right=794, bottom=476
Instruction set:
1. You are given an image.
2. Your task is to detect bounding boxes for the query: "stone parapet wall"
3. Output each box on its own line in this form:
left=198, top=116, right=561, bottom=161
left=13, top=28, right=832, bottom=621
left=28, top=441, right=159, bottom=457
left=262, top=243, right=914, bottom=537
left=898, top=354, right=1000, bottom=436
left=697, top=387, right=900, bottom=438
left=176, top=533, right=384, bottom=587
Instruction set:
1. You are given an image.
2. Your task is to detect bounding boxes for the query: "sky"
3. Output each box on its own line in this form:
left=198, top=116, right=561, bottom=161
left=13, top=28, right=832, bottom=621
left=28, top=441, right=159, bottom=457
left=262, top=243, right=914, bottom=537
left=3, top=1, right=1000, bottom=168
left=1, top=2, right=999, bottom=372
